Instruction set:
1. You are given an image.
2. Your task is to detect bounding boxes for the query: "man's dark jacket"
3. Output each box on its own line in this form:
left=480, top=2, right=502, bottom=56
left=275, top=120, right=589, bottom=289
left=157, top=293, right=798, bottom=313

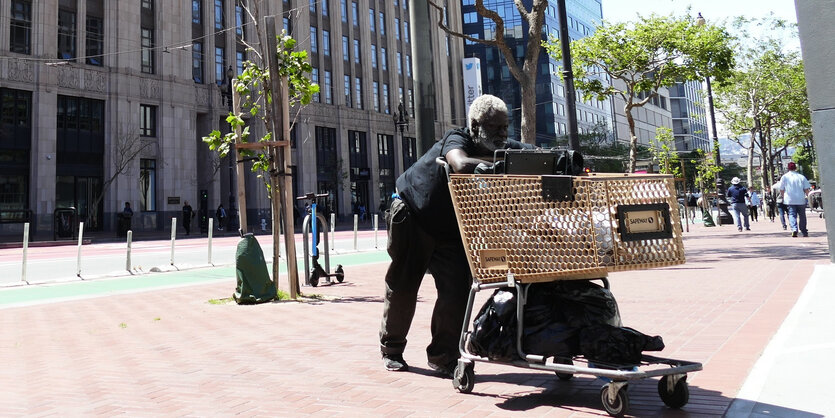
left=396, top=127, right=530, bottom=239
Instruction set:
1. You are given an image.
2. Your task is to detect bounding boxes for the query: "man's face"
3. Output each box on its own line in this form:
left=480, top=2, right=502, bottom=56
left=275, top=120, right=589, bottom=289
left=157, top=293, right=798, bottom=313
left=473, top=110, right=509, bottom=153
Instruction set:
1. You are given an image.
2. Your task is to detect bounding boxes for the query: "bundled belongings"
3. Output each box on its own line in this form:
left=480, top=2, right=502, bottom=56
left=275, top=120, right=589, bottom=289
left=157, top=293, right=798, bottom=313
left=467, top=280, right=664, bottom=365
left=233, top=234, right=276, bottom=304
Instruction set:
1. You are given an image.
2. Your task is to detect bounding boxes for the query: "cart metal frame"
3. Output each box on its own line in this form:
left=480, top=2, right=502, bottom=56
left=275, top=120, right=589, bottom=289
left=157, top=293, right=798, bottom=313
left=439, top=158, right=702, bottom=416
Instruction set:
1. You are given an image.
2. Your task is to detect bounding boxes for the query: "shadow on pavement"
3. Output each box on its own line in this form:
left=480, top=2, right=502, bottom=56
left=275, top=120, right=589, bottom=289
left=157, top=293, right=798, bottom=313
left=461, top=371, right=823, bottom=417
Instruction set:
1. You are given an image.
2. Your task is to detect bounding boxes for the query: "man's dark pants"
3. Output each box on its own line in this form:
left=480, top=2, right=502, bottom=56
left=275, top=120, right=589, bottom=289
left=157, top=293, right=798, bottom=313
left=379, top=199, right=472, bottom=367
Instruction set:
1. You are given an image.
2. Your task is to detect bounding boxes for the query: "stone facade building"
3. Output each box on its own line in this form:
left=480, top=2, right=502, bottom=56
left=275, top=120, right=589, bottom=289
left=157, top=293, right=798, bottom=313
left=0, top=0, right=465, bottom=237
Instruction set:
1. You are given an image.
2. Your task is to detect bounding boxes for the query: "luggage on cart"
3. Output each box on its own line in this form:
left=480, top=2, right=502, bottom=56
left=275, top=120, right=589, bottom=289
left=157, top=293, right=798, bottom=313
left=441, top=158, right=701, bottom=417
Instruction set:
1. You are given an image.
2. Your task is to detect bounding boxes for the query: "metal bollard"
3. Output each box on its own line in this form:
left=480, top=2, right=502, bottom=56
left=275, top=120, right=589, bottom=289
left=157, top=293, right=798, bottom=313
left=330, top=212, right=336, bottom=252
left=126, top=230, right=133, bottom=272
left=21, top=222, right=29, bottom=284
left=208, top=218, right=214, bottom=265
left=373, top=214, right=379, bottom=249
left=76, top=222, right=85, bottom=278
left=170, top=217, right=177, bottom=266
left=353, top=214, right=358, bottom=251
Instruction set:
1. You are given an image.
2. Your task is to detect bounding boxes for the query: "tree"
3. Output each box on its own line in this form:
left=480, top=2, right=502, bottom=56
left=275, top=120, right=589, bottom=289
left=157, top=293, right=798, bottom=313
left=714, top=17, right=809, bottom=192
left=90, top=124, right=152, bottom=229
left=649, top=127, right=681, bottom=177
left=545, top=14, right=735, bottom=172
left=427, top=0, right=547, bottom=145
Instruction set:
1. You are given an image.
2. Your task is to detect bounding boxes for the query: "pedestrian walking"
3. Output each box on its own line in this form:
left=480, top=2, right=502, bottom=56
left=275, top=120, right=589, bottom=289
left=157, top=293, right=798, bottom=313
left=764, top=191, right=776, bottom=222
left=216, top=204, right=227, bottom=231
left=748, top=189, right=760, bottom=222
left=182, top=201, right=195, bottom=235
left=727, top=177, right=750, bottom=232
left=771, top=181, right=788, bottom=230
left=779, top=162, right=811, bottom=237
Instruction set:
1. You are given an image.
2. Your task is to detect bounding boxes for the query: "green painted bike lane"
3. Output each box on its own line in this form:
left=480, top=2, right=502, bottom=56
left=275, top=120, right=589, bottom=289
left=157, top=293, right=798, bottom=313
left=0, top=250, right=390, bottom=308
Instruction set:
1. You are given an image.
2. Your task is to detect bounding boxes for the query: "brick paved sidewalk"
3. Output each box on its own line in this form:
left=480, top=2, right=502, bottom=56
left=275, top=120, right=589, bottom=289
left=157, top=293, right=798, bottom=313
left=0, top=215, right=828, bottom=417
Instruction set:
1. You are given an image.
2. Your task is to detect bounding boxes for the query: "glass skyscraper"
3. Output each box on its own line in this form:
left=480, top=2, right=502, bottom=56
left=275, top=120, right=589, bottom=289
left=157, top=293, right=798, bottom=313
left=461, top=0, right=612, bottom=146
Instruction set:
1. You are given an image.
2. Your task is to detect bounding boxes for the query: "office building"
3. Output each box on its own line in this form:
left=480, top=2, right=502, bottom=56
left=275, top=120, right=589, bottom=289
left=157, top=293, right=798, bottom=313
left=0, top=0, right=466, bottom=237
left=669, top=80, right=710, bottom=153
left=460, top=0, right=613, bottom=146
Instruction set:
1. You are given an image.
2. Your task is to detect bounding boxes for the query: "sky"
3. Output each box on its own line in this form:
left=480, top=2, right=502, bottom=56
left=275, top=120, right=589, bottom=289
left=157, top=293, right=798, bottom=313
left=602, top=0, right=799, bottom=25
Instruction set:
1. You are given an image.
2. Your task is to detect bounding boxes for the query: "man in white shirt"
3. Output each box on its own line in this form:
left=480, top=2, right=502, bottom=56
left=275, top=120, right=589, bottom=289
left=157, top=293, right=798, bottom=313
left=779, top=161, right=811, bottom=237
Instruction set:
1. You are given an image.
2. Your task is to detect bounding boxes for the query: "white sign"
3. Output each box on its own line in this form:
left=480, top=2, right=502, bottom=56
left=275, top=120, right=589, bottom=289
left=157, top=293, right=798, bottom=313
left=462, top=58, right=482, bottom=128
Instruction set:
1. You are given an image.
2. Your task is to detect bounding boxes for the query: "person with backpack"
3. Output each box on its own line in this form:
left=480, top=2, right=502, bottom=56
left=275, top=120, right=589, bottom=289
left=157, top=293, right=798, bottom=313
left=216, top=204, right=227, bottom=231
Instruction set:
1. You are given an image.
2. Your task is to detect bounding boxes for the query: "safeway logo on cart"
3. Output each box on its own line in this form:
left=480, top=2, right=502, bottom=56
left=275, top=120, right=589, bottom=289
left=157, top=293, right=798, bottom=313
left=479, top=249, right=509, bottom=270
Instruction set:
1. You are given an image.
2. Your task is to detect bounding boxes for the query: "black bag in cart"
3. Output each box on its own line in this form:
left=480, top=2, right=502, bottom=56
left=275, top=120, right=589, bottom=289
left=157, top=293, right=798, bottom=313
left=578, top=324, right=665, bottom=365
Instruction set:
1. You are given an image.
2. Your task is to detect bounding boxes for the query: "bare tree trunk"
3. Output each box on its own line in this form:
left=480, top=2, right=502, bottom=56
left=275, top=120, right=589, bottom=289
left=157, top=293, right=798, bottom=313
left=519, top=75, right=537, bottom=144
left=625, top=105, right=638, bottom=173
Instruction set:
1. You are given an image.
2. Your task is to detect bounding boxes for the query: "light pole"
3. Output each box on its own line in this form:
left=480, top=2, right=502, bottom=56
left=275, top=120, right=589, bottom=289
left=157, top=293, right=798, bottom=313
left=696, top=13, right=734, bottom=225
left=220, top=66, right=237, bottom=230
left=393, top=100, right=410, bottom=173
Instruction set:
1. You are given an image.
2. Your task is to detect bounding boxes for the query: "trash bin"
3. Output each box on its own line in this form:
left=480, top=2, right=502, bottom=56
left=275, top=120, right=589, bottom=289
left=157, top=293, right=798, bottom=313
left=233, top=233, right=276, bottom=304
left=53, top=207, right=77, bottom=240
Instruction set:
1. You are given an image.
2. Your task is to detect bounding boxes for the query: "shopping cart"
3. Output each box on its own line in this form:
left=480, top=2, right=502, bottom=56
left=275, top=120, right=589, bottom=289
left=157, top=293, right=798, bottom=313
left=441, top=160, right=702, bottom=417
left=809, top=189, right=824, bottom=218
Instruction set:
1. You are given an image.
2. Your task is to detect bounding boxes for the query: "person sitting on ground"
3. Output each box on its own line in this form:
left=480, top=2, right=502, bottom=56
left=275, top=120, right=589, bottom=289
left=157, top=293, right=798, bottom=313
left=379, top=94, right=533, bottom=378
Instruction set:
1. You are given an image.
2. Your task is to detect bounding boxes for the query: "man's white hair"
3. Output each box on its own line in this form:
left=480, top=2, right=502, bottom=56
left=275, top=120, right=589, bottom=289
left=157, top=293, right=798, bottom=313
left=468, top=94, right=507, bottom=125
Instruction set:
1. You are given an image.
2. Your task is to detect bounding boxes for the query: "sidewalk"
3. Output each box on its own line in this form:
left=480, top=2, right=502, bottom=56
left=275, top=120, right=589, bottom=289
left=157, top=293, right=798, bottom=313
left=0, top=214, right=830, bottom=416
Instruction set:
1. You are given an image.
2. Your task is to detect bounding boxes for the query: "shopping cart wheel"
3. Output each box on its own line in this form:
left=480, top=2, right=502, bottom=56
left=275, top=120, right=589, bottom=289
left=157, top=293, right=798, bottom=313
left=453, top=362, right=475, bottom=393
left=658, top=375, right=689, bottom=409
left=600, top=383, right=629, bottom=417
left=309, top=269, right=320, bottom=287
left=335, top=265, right=345, bottom=283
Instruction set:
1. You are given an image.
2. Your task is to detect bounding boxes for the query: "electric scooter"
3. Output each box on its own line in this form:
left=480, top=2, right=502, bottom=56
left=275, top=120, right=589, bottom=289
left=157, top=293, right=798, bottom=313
left=297, top=193, right=344, bottom=287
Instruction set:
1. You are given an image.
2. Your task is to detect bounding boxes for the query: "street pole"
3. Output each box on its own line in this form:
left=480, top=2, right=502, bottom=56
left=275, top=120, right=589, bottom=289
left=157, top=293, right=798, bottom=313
left=409, top=0, right=436, bottom=156
left=705, top=75, right=733, bottom=225
left=556, top=0, right=580, bottom=151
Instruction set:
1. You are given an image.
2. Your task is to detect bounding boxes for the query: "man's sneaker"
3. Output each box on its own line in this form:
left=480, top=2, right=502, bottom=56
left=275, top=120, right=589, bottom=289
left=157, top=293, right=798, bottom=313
left=802, top=232, right=809, bottom=237
left=783, top=225, right=788, bottom=230
left=383, top=354, right=409, bottom=372
left=738, top=227, right=743, bottom=232
left=427, top=360, right=457, bottom=379
left=791, top=231, right=798, bottom=237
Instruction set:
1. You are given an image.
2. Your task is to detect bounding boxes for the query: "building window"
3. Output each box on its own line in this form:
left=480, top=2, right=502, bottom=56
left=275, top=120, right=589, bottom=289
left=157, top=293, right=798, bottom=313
left=140, top=105, right=156, bottom=137
left=235, top=4, right=244, bottom=37
left=402, top=136, right=417, bottom=169
left=312, top=68, right=320, bottom=102
left=86, top=16, right=104, bottom=66
left=353, top=39, right=360, bottom=64
left=324, top=70, right=333, bottom=104
left=381, top=47, right=387, bottom=71
left=395, top=18, right=400, bottom=40
left=355, top=77, right=362, bottom=109
left=342, top=36, right=349, bottom=62
left=344, top=75, right=351, bottom=107
left=382, top=83, right=390, bottom=114
left=192, top=0, right=202, bottom=23
left=310, top=27, right=318, bottom=53
left=141, top=27, right=155, bottom=74
left=214, top=0, right=223, bottom=30
left=371, top=44, right=377, bottom=68
left=141, top=0, right=153, bottom=10
left=310, top=0, right=316, bottom=13
left=352, top=1, right=358, bottom=26
left=139, top=159, right=156, bottom=212
left=404, top=21, right=409, bottom=43
left=322, top=0, right=328, bottom=16
left=215, top=47, right=225, bottom=85
left=405, top=55, right=411, bottom=77
left=58, top=9, right=77, bottom=60
left=236, top=51, right=245, bottom=74
left=379, top=12, right=385, bottom=35
left=373, top=81, right=380, bottom=112
left=340, top=0, right=347, bottom=23
left=192, top=42, right=204, bottom=83
left=369, top=8, right=375, bottom=32
left=10, top=0, right=32, bottom=55
left=396, top=52, right=402, bottom=74
left=323, top=30, right=330, bottom=56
